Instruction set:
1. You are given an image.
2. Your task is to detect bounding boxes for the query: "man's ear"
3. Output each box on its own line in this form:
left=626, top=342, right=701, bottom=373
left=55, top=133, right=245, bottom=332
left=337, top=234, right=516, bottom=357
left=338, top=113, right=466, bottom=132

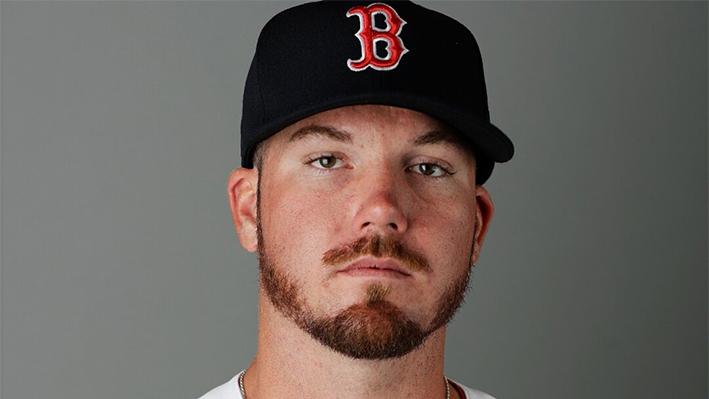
left=472, top=185, right=494, bottom=265
left=227, top=168, right=259, bottom=252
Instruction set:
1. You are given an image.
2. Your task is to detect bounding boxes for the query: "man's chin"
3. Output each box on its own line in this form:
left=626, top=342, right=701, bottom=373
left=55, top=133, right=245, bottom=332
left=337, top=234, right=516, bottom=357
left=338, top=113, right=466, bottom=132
left=299, top=300, right=431, bottom=360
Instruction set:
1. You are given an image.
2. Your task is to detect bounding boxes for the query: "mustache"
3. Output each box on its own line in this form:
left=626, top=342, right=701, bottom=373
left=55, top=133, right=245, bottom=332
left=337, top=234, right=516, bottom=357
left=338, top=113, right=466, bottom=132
left=321, top=235, right=431, bottom=273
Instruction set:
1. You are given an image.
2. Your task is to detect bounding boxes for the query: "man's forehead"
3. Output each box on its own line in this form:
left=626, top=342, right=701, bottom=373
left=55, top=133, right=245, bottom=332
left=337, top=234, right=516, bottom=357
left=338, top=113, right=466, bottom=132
left=277, top=105, right=469, bottom=147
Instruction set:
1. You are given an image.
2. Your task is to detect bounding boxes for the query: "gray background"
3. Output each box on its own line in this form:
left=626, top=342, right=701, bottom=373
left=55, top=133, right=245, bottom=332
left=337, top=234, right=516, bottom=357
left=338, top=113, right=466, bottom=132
left=2, top=1, right=706, bottom=399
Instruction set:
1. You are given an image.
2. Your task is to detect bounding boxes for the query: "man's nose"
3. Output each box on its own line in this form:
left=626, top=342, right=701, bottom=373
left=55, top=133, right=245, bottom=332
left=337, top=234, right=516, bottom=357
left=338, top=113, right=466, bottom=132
left=351, top=166, right=409, bottom=235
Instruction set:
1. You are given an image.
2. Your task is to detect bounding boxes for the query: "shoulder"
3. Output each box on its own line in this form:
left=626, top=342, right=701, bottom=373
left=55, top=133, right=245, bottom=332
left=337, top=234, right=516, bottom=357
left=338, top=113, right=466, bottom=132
left=450, top=379, right=497, bottom=399
left=197, top=372, right=243, bottom=399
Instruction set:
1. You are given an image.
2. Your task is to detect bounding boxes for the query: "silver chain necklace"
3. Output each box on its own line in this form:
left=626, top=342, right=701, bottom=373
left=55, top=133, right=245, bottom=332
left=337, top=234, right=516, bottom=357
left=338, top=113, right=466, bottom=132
left=238, top=369, right=451, bottom=399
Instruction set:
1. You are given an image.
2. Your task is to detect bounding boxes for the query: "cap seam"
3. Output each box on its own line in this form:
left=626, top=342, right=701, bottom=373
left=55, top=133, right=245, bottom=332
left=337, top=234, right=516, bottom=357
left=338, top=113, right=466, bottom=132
left=256, top=42, right=267, bottom=126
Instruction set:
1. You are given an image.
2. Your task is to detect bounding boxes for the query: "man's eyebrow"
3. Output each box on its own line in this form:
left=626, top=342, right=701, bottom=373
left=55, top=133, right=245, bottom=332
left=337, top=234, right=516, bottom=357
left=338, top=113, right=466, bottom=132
left=288, top=125, right=352, bottom=143
left=413, top=129, right=473, bottom=154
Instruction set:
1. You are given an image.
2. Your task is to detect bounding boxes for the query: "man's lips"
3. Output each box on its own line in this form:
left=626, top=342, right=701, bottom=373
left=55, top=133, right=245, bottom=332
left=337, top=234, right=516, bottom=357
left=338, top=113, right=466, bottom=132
left=338, top=257, right=412, bottom=277
left=322, top=234, right=432, bottom=273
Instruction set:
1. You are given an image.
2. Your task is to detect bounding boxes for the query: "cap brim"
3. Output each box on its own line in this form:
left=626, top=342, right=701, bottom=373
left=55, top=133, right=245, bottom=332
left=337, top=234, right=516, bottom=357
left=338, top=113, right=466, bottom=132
left=242, top=93, right=513, bottom=184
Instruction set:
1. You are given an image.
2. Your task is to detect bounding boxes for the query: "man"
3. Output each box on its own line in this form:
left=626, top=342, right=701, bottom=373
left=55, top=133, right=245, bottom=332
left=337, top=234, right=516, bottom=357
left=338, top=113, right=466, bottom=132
left=201, top=1, right=513, bottom=398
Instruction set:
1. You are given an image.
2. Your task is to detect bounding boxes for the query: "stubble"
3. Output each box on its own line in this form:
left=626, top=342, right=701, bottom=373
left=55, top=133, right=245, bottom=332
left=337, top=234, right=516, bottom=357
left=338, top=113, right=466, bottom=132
left=256, top=186, right=473, bottom=360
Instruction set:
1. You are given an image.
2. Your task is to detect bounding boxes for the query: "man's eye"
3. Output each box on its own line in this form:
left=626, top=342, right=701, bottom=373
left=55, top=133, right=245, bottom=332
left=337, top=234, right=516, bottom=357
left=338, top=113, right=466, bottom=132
left=411, top=163, right=448, bottom=177
left=310, top=156, right=343, bottom=169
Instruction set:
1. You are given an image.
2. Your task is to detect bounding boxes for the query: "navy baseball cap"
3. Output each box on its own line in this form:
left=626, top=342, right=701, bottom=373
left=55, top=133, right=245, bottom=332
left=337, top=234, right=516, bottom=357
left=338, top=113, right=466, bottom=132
left=241, top=0, right=514, bottom=184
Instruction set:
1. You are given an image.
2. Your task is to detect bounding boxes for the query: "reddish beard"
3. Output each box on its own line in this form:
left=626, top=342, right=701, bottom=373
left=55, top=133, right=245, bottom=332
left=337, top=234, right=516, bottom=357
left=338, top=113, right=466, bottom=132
left=256, top=194, right=472, bottom=359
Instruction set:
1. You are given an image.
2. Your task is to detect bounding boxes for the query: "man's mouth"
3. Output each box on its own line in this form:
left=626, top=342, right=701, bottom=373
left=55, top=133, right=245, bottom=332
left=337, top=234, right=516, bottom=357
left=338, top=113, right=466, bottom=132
left=339, top=257, right=412, bottom=278
left=322, top=235, right=431, bottom=273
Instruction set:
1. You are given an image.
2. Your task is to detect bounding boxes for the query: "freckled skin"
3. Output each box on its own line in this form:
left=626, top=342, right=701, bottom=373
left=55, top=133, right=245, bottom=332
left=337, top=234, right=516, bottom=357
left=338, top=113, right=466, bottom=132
left=257, top=105, right=485, bottom=331
left=228, top=104, right=495, bottom=399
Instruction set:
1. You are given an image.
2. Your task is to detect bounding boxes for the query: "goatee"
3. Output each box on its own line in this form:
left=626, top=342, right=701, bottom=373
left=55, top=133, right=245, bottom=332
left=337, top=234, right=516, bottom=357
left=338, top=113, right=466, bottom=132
left=257, top=228, right=472, bottom=360
left=256, top=190, right=472, bottom=359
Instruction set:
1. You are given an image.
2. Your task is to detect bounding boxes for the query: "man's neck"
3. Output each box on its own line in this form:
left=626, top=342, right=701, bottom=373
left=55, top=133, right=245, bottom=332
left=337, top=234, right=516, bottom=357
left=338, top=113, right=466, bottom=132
left=244, top=299, right=451, bottom=399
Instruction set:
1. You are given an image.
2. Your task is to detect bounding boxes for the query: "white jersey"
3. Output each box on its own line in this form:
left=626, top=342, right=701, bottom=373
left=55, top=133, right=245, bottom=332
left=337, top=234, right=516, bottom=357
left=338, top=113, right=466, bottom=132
left=199, top=371, right=496, bottom=399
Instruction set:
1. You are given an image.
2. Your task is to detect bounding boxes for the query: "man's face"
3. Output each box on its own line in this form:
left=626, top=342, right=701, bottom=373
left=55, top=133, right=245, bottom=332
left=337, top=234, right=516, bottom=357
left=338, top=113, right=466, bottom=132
left=234, top=105, right=493, bottom=359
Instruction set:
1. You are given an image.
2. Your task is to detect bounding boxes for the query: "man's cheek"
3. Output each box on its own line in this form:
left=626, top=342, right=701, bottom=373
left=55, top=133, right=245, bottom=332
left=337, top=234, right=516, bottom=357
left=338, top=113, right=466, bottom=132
left=424, top=215, right=476, bottom=267
left=275, top=205, right=334, bottom=254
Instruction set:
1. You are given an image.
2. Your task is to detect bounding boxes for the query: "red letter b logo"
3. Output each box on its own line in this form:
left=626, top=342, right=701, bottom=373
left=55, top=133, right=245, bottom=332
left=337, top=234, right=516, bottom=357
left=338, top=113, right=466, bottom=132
left=347, top=3, right=408, bottom=71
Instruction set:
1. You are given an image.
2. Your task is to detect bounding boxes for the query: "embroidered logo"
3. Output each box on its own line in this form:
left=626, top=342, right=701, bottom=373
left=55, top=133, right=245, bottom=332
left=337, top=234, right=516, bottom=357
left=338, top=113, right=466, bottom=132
left=346, top=3, right=408, bottom=71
